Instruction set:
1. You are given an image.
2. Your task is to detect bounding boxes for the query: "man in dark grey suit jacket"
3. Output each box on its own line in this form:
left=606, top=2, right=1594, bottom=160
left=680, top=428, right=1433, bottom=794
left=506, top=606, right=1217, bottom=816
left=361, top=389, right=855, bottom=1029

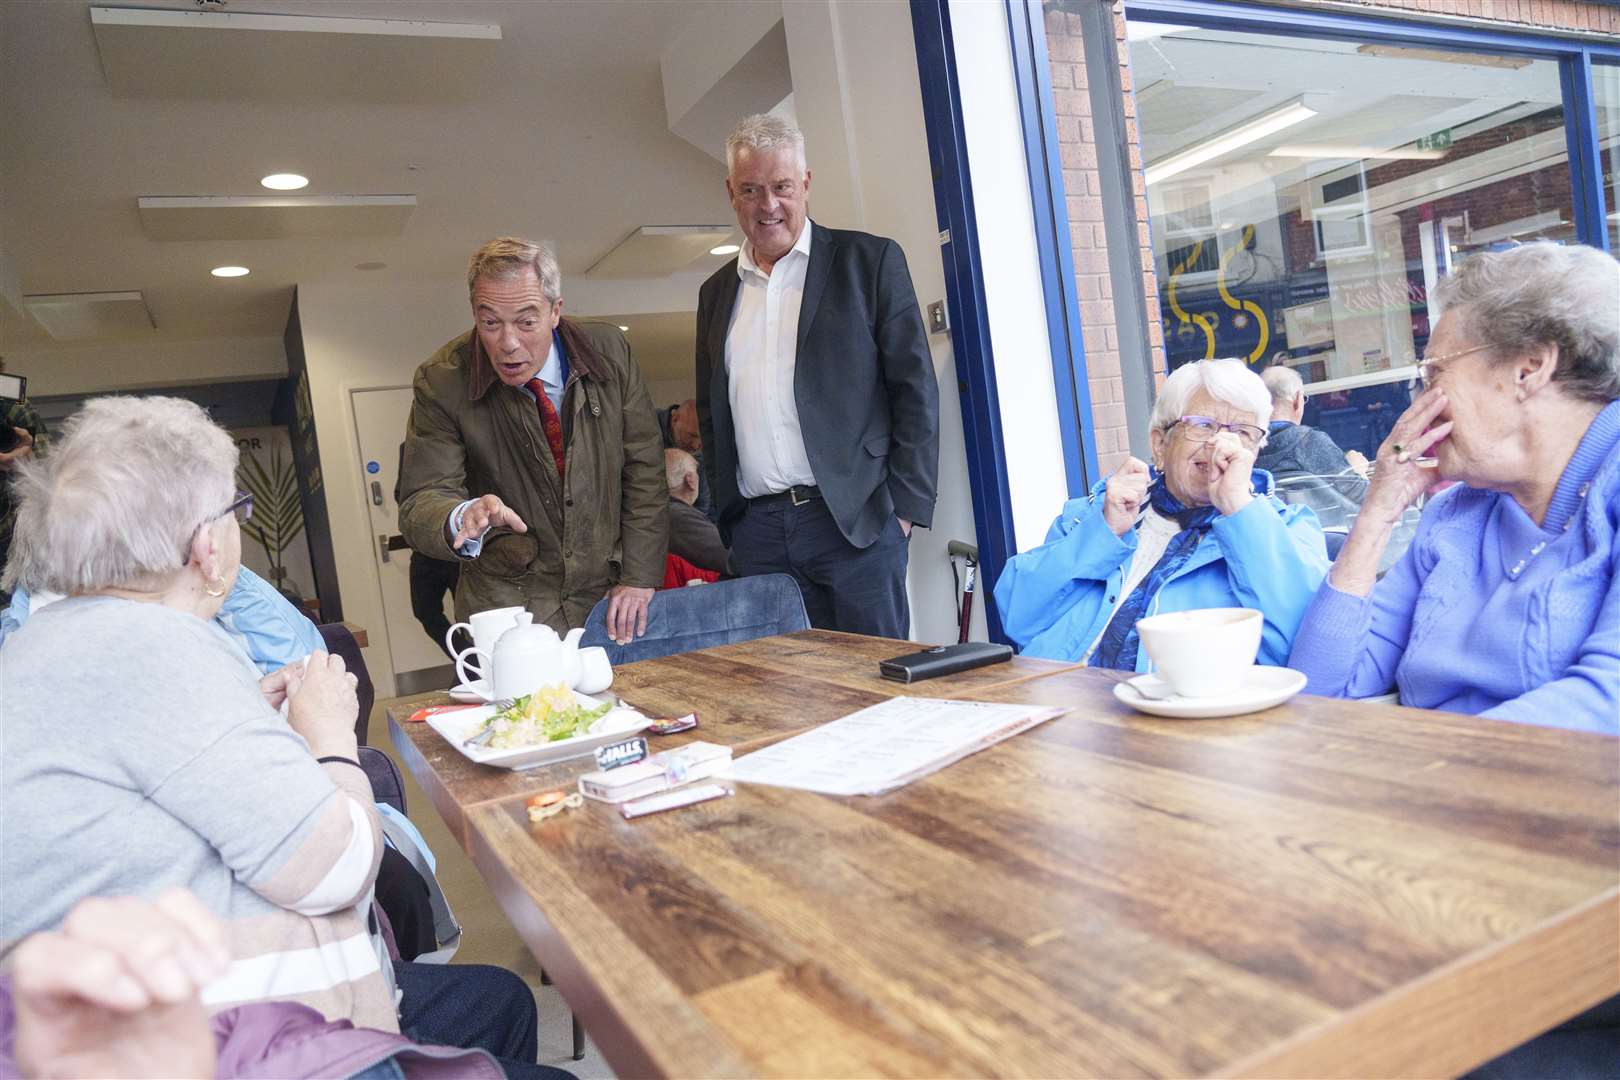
left=695, top=114, right=939, bottom=637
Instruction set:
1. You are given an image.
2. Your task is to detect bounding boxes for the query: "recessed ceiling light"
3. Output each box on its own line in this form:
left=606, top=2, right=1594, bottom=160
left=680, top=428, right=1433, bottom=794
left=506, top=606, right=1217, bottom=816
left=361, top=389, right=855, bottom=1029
left=710, top=244, right=740, bottom=256
left=211, top=265, right=250, bottom=278
left=260, top=173, right=309, bottom=190
left=618, top=325, right=630, bottom=332
left=354, top=261, right=387, bottom=271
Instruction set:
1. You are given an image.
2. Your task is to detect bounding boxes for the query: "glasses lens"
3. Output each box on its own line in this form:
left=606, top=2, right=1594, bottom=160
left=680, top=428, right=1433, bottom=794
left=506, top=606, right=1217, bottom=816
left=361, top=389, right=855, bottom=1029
left=1180, top=417, right=1217, bottom=441
left=233, top=492, right=253, bottom=524
left=1237, top=425, right=1265, bottom=447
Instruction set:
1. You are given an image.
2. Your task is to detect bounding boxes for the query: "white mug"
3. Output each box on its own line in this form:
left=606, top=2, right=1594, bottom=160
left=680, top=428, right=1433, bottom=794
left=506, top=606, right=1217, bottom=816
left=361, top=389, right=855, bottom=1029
left=575, top=646, right=613, bottom=695
left=446, top=606, right=526, bottom=687
left=1136, top=607, right=1263, bottom=698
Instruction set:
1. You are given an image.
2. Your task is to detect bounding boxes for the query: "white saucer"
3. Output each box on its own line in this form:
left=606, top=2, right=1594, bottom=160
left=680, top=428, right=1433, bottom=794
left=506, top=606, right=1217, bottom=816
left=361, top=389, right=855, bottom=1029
left=1114, top=666, right=1307, bottom=719
left=448, top=678, right=491, bottom=704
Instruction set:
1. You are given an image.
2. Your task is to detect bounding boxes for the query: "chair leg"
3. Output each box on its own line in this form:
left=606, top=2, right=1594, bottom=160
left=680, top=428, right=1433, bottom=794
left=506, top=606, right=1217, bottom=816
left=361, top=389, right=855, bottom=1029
left=571, top=1012, right=585, bottom=1060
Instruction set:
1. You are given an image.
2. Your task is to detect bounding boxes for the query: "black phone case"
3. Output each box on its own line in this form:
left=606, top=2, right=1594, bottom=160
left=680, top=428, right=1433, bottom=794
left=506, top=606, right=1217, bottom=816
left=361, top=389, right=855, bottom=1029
left=878, top=642, right=1014, bottom=683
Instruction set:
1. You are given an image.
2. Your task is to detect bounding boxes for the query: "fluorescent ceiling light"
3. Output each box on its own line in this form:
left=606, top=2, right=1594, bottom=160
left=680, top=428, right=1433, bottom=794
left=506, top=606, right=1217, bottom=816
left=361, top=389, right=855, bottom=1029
left=211, top=265, right=250, bottom=277
left=618, top=325, right=630, bottom=332
left=709, top=244, right=740, bottom=256
left=261, top=173, right=309, bottom=190
left=1145, top=101, right=1317, bottom=186
left=1269, top=144, right=1445, bottom=161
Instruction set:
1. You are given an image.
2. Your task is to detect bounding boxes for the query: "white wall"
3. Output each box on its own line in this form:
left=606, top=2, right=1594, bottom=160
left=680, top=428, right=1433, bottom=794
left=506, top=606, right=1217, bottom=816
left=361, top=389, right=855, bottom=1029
left=947, top=0, right=1070, bottom=554
left=7, top=335, right=287, bottom=397
left=782, top=0, right=986, bottom=643
left=298, top=0, right=996, bottom=695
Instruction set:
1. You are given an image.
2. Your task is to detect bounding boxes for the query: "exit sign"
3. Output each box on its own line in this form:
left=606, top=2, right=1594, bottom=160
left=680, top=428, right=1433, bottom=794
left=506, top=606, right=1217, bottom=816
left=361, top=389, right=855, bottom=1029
left=1415, top=129, right=1453, bottom=152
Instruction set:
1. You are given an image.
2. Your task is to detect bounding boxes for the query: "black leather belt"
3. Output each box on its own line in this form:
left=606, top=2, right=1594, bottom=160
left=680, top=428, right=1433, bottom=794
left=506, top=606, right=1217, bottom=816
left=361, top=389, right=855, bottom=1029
left=749, top=484, right=822, bottom=507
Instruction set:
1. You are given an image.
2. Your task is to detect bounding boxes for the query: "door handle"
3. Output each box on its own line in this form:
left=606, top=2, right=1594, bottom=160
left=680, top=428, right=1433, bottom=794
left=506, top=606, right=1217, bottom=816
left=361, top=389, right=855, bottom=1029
left=379, top=534, right=410, bottom=563
left=370, top=480, right=384, bottom=506
left=378, top=533, right=391, bottom=563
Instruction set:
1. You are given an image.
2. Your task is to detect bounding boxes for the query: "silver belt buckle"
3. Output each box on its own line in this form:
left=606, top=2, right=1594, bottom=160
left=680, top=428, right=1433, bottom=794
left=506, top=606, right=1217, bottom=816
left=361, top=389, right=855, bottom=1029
left=789, top=486, right=811, bottom=506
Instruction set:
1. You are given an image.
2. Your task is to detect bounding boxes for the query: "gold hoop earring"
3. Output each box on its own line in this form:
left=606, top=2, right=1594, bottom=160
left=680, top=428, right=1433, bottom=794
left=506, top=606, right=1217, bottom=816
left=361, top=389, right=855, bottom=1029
left=205, top=576, right=227, bottom=598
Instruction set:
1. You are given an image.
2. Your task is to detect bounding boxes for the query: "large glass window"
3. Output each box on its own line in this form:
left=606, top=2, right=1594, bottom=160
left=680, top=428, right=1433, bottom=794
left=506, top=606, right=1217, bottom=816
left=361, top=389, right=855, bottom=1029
left=1596, top=61, right=1620, bottom=251
left=1125, top=24, right=1571, bottom=460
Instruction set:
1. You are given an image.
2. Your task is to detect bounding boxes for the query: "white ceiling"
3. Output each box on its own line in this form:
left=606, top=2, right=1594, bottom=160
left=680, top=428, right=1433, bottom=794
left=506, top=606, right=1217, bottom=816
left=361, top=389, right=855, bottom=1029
left=0, top=0, right=738, bottom=379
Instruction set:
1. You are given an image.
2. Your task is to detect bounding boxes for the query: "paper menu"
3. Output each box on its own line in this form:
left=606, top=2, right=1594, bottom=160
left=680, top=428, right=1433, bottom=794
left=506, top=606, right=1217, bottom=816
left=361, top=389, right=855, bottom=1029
left=728, top=697, right=1062, bottom=797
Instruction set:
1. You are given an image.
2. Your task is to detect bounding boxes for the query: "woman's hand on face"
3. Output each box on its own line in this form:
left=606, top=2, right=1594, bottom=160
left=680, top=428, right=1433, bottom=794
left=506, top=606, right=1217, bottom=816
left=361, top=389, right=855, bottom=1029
left=1206, top=432, right=1257, bottom=516
left=1365, top=388, right=1453, bottom=525
left=1102, top=456, right=1152, bottom=536
left=285, top=651, right=360, bottom=757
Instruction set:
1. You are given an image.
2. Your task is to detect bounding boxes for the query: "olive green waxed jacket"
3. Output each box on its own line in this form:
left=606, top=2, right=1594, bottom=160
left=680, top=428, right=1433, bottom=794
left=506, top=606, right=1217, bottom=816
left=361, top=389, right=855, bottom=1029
left=398, top=319, right=668, bottom=633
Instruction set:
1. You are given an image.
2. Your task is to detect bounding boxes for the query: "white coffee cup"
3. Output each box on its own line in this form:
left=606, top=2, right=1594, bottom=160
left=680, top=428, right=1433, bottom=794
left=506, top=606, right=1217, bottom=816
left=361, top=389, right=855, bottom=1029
left=446, top=606, right=526, bottom=687
left=575, top=646, right=613, bottom=695
left=1136, top=607, right=1263, bottom=698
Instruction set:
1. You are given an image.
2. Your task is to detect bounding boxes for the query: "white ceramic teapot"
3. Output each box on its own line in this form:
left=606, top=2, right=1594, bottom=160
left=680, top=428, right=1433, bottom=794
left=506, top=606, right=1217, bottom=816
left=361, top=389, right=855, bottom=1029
left=488, top=613, right=586, bottom=701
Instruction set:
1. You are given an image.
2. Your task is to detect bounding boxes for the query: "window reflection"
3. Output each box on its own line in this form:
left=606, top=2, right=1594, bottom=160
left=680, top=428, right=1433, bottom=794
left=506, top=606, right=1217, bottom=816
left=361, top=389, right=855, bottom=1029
left=1128, top=24, right=1570, bottom=457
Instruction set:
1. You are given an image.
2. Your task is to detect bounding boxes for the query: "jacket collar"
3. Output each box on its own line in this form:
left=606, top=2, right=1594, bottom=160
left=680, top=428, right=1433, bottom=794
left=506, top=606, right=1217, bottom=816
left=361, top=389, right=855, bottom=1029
left=466, top=316, right=607, bottom=402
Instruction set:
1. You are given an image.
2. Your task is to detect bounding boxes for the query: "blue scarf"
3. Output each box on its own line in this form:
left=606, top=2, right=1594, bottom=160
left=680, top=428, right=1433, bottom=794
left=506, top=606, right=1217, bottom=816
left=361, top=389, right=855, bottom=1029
left=1090, top=469, right=1274, bottom=671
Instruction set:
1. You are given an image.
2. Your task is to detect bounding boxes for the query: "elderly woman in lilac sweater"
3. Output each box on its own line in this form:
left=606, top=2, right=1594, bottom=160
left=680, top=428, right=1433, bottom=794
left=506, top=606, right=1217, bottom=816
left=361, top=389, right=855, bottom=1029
left=1289, top=241, right=1619, bottom=736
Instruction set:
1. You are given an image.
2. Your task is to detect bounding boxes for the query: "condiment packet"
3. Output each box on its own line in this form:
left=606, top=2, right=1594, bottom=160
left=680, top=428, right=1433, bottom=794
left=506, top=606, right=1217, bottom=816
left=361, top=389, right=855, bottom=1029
left=646, top=713, right=698, bottom=735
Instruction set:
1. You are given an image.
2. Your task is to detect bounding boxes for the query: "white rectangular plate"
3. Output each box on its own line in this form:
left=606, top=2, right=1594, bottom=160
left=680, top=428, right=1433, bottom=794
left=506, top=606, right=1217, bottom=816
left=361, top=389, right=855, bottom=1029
left=425, top=691, right=651, bottom=771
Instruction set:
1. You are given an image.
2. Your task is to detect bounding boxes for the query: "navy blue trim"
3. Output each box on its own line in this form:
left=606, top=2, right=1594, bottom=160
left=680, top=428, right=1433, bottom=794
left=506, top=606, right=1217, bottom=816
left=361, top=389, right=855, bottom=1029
left=1004, top=0, right=1099, bottom=497
left=1124, top=1, right=1619, bottom=250
left=1126, top=0, right=1609, bottom=55
left=910, top=0, right=1017, bottom=644
left=1567, top=50, right=1612, bottom=252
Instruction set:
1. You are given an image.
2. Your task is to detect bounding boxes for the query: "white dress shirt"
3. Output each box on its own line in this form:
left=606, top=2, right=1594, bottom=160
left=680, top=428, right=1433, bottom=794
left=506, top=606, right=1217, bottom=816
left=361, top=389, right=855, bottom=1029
left=726, top=220, right=817, bottom=498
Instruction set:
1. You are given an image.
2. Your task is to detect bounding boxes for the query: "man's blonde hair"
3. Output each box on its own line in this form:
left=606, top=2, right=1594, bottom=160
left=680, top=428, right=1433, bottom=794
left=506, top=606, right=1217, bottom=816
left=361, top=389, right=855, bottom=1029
left=467, top=237, right=561, bottom=303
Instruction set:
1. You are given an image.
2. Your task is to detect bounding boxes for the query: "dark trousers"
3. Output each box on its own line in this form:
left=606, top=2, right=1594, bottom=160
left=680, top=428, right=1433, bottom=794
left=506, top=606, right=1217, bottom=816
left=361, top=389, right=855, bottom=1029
left=408, top=553, right=459, bottom=658
left=393, top=960, right=573, bottom=1079
left=730, top=496, right=910, bottom=638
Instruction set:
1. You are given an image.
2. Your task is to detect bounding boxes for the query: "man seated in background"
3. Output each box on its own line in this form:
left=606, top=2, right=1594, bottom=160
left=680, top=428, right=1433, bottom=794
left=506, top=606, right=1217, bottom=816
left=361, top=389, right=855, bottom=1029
left=1257, top=365, right=1364, bottom=478
left=657, top=398, right=713, bottom=518
left=664, top=448, right=728, bottom=588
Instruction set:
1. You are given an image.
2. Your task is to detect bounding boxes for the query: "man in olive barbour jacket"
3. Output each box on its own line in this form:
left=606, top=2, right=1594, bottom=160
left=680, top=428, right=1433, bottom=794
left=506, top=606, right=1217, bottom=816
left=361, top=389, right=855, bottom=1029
left=398, top=237, right=667, bottom=644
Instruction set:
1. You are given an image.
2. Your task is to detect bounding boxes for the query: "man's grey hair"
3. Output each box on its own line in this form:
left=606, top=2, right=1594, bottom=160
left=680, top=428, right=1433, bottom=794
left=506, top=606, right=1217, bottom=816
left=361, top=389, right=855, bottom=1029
left=3, top=396, right=237, bottom=594
left=1151, top=358, right=1272, bottom=431
left=664, top=448, right=699, bottom=501
left=467, top=236, right=561, bottom=305
left=1261, top=364, right=1304, bottom=408
left=1435, top=241, right=1620, bottom=403
left=725, top=113, right=806, bottom=174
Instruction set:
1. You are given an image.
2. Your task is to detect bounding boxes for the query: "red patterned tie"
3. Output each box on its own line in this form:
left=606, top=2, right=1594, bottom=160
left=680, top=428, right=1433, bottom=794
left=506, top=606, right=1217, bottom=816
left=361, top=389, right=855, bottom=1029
left=526, top=378, right=566, bottom=478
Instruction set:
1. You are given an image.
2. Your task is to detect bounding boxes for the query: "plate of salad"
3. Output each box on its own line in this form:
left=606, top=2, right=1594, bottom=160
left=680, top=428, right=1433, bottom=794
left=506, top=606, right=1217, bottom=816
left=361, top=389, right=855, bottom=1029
left=426, top=684, right=651, bottom=771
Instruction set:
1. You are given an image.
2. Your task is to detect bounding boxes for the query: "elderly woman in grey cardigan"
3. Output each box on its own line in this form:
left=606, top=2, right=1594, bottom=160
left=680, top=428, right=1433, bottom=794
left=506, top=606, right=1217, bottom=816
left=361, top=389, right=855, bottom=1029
left=0, top=397, right=550, bottom=1075
left=0, top=397, right=393, bottom=1027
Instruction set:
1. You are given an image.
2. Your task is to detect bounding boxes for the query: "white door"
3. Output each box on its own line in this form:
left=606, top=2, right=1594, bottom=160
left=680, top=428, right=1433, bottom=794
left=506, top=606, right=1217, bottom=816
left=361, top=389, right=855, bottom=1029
left=350, top=386, right=455, bottom=679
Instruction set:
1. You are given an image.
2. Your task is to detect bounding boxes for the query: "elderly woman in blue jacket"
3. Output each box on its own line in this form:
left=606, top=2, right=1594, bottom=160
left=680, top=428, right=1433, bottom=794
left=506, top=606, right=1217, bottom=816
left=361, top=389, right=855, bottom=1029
left=995, top=357, right=1329, bottom=668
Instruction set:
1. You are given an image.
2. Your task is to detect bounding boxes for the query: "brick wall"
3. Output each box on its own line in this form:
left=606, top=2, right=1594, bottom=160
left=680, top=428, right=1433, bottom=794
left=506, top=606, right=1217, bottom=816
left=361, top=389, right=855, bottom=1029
left=1043, top=0, right=1618, bottom=476
left=1336, top=0, right=1620, bottom=32
left=1046, top=3, right=1162, bottom=475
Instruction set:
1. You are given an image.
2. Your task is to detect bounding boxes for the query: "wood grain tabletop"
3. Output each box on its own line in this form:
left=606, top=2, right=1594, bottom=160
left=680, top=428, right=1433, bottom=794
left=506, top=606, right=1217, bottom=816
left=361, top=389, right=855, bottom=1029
left=385, top=629, right=1077, bottom=846
left=396, top=636, right=1620, bottom=1077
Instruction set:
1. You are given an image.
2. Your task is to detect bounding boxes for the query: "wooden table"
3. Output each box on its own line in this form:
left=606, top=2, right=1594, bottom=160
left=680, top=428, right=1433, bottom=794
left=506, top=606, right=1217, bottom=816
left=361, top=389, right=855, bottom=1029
left=385, top=629, right=1074, bottom=846
left=389, top=634, right=1619, bottom=1078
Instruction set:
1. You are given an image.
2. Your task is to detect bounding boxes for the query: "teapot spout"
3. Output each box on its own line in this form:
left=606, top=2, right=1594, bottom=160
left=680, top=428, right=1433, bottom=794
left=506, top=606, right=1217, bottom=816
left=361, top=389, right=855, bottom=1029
left=563, top=627, right=587, bottom=649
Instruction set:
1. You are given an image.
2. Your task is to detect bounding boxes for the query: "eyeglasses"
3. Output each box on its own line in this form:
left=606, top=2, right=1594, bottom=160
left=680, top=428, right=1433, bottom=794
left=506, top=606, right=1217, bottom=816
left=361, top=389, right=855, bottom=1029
left=733, top=180, right=803, bottom=202
left=180, top=491, right=252, bottom=562
left=219, top=490, right=254, bottom=525
left=1172, top=415, right=1267, bottom=450
left=1417, top=341, right=1496, bottom=389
